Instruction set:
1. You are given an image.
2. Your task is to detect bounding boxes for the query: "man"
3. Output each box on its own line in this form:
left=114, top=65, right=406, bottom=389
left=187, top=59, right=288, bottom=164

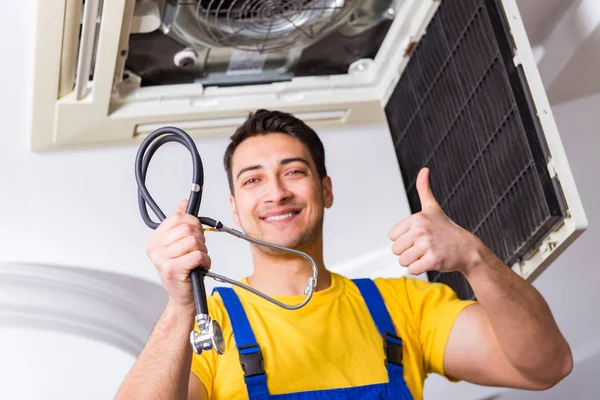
left=116, top=110, right=572, bottom=399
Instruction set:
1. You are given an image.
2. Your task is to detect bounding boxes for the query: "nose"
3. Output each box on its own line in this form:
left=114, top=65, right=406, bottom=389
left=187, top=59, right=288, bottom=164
left=262, top=176, right=292, bottom=204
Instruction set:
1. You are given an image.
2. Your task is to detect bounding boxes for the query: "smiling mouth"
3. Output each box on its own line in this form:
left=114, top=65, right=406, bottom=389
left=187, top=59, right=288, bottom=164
left=261, top=211, right=300, bottom=222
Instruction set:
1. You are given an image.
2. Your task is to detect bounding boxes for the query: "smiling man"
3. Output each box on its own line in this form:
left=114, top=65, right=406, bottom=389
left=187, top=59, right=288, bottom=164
left=116, top=109, right=573, bottom=400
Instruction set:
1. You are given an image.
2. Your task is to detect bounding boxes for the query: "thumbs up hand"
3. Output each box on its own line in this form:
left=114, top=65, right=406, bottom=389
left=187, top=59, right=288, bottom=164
left=388, top=168, right=483, bottom=276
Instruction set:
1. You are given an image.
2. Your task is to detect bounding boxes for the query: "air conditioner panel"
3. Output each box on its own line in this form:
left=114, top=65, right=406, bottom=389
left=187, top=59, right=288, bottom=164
left=30, top=0, right=433, bottom=151
left=30, top=0, right=587, bottom=293
left=384, top=0, right=587, bottom=299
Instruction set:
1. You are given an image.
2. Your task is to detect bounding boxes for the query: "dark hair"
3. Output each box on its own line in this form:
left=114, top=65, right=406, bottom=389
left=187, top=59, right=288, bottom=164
left=223, top=109, right=328, bottom=194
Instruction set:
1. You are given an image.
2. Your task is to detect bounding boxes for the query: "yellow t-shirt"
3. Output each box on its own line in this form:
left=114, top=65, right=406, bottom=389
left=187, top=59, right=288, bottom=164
left=191, top=272, right=476, bottom=400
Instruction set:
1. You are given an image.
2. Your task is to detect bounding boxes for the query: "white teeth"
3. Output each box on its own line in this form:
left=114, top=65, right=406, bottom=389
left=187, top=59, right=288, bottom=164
left=265, top=212, right=295, bottom=221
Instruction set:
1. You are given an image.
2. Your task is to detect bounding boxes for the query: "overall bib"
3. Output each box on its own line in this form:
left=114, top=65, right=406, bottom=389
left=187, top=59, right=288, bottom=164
left=213, top=278, right=414, bottom=399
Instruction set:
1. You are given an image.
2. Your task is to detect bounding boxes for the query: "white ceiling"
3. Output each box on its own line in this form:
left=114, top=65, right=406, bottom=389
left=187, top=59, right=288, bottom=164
left=517, top=0, right=578, bottom=46
left=517, top=0, right=600, bottom=105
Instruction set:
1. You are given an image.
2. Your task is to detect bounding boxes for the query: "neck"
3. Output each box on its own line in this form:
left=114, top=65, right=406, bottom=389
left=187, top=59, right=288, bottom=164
left=247, top=240, right=331, bottom=297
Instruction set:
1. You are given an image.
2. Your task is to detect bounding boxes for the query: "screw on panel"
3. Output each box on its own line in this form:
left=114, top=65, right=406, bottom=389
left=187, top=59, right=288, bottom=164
left=404, top=41, right=417, bottom=57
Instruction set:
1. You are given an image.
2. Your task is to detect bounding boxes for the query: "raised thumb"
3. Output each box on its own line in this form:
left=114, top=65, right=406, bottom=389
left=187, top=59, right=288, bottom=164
left=416, top=168, right=440, bottom=212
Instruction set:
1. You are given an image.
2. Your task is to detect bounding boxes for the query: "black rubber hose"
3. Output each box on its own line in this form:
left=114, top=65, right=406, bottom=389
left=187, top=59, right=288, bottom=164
left=134, top=126, right=216, bottom=317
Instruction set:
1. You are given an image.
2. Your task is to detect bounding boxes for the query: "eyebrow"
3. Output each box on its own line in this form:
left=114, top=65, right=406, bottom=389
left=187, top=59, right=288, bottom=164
left=236, top=157, right=311, bottom=180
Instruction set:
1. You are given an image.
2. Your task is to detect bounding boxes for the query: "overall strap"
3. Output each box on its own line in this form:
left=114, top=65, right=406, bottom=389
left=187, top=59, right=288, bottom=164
left=352, top=279, right=404, bottom=368
left=213, top=287, right=269, bottom=400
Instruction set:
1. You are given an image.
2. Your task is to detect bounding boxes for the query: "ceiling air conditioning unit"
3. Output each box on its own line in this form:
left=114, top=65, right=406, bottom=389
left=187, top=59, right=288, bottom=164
left=30, top=0, right=587, bottom=299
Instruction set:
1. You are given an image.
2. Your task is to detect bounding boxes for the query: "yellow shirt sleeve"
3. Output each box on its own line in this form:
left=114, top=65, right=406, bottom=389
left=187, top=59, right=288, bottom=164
left=376, top=277, right=477, bottom=378
left=409, top=278, right=477, bottom=376
left=191, top=343, right=217, bottom=397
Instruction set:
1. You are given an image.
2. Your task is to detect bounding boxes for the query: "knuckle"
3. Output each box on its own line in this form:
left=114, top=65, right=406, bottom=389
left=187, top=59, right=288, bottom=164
left=172, top=212, right=184, bottom=223
left=179, top=222, right=201, bottom=238
left=191, top=236, right=204, bottom=251
left=423, top=236, right=433, bottom=248
left=147, top=246, right=160, bottom=261
left=414, top=226, right=427, bottom=238
left=182, top=224, right=195, bottom=236
left=162, top=261, right=176, bottom=279
left=176, top=236, right=190, bottom=251
left=162, top=259, right=173, bottom=271
left=196, top=251, right=211, bottom=269
left=193, top=234, right=205, bottom=245
left=423, top=261, right=436, bottom=272
left=190, top=217, right=201, bottom=229
left=185, top=235, right=196, bottom=247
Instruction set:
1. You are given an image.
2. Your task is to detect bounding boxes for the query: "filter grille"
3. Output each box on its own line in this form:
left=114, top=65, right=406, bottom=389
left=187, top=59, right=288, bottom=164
left=385, top=0, right=565, bottom=299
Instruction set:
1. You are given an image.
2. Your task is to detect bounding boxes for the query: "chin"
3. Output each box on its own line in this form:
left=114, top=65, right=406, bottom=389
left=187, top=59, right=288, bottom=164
left=258, top=233, right=313, bottom=253
left=245, top=219, right=322, bottom=252
left=263, top=236, right=302, bottom=249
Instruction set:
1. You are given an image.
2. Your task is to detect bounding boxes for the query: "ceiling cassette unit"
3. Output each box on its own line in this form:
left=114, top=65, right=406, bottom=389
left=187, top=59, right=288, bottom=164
left=30, top=0, right=587, bottom=298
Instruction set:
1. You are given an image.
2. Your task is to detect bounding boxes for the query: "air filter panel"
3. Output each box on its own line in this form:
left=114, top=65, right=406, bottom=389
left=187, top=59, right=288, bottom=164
left=385, top=0, right=567, bottom=300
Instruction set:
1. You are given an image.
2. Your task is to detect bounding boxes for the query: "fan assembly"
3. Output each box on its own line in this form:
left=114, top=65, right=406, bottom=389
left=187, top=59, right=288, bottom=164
left=122, top=0, right=395, bottom=87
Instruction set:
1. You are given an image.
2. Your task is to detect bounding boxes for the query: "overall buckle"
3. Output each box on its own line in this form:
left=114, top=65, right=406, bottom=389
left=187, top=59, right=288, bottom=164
left=238, top=344, right=265, bottom=378
left=383, top=332, right=403, bottom=366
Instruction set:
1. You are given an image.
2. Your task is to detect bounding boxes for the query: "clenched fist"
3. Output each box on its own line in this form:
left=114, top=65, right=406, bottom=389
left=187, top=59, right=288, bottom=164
left=146, top=199, right=211, bottom=309
left=388, top=168, right=483, bottom=276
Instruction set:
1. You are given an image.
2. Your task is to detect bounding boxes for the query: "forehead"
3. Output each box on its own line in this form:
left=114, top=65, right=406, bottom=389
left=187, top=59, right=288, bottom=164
left=231, top=133, right=314, bottom=171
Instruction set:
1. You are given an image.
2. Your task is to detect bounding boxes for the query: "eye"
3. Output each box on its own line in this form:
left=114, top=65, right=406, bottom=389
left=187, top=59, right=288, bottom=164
left=242, top=177, right=259, bottom=186
left=286, top=169, right=306, bottom=176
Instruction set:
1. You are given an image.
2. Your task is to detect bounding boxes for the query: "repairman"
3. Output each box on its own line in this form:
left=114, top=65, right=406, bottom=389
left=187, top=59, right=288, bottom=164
left=116, top=109, right=572, bottom=400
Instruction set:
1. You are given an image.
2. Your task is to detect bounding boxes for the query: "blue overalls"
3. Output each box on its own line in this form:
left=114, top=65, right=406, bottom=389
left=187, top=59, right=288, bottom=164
left=213, top=278, right=414, bottom=400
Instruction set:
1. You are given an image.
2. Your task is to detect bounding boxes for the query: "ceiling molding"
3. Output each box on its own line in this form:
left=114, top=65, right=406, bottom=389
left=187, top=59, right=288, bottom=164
left=0, top=262, right=166, bottom=356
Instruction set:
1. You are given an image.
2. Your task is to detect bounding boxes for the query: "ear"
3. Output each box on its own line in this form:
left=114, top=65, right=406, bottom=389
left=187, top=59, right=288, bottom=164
left=229, top=195, right=241, bottom=227
left=322, top=176, right=334, bottom=209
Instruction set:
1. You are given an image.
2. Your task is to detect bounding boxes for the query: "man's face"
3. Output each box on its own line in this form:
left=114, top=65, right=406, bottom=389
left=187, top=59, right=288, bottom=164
left=229, top=133, right=333, bottom=253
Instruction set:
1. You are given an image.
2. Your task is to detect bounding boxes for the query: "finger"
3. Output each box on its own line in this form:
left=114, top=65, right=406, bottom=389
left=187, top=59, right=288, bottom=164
left=161, top=224, right=206, bottom=248
left=388, top=218, right=411, bottom=241
left=391, top=234, right=414, bottom=256
left=397, top=241, right=427, bottom=267
left=177, top=250, right=211, bottom=272
left=163, top=235, right=208, bottom=260
left=416, top=168, right=441, bottom=213
left=177, top=199, right=189, bottom=214
left=407, top=254, right=436, bottom=276
left=155, top=211, right=201, bottom=235
left=164, top=250, right=212, bottom=279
